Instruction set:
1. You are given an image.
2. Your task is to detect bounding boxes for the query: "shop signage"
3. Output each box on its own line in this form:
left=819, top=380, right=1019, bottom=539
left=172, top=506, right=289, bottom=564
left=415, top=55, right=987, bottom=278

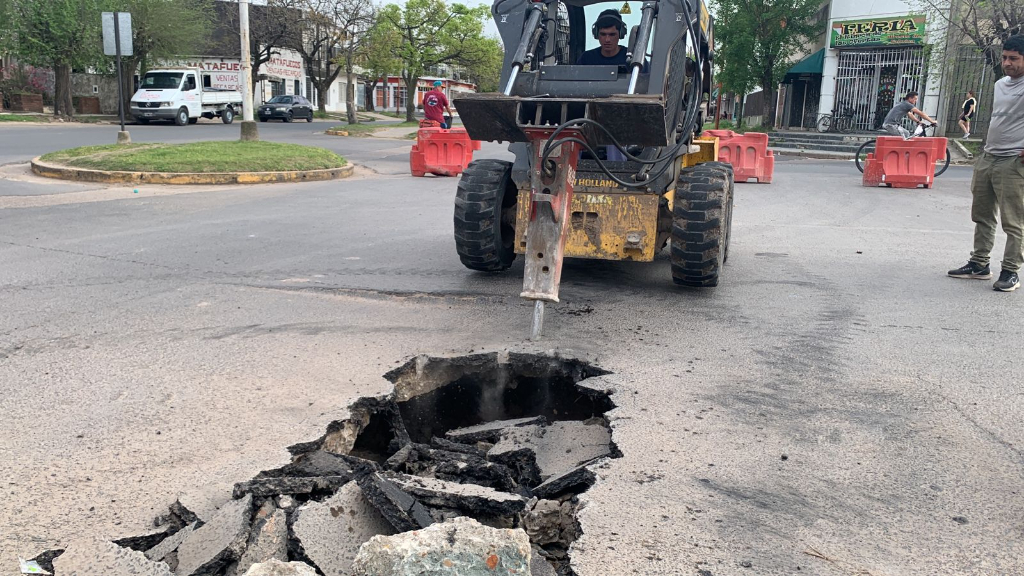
left=830, top=14, right=926, bottom=48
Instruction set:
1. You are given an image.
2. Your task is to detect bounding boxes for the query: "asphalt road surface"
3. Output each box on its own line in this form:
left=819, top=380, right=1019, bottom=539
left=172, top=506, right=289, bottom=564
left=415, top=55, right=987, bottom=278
left=1, top=121, right=1021, bottom=575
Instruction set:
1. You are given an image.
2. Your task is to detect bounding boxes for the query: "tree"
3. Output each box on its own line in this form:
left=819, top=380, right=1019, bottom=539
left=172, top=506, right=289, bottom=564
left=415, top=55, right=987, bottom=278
left=918, top=0, right=1023, bottom=76
left=361, top=18, right=401, bottom=112
left=714, top=0, right=821, bottom=127
left=220, top=0, right=303, bottom=101
left=462, top=36, right=503, bottom=93
left=297, top=0, right=347, bottom=115
left=335, top=0, right=376, bottom=124
left=379, top=0, right=494, bottom=122
left=8, top=0, right=105, bottom=118
left=109, top=0, right=214, bottom=117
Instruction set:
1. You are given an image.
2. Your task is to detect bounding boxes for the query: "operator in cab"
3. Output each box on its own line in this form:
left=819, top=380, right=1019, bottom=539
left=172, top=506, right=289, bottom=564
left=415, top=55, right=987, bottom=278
left=577, top=9, right=649, bottom=72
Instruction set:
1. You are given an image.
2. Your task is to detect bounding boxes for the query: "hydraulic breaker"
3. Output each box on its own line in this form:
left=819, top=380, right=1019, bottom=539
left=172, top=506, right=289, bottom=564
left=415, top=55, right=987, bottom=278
left=520, top=128, right=584, bottom=340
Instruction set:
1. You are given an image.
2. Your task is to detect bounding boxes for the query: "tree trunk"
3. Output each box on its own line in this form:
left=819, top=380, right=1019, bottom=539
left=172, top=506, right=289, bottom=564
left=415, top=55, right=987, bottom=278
left=404, top=74, right=416, bottom=122
left=762, top=69, right=776, bottom=127
left=736, top=95, right=745, bottom=129
left=346, top=69, right=357, bottom=125
left=364, top=80, right=377, bottom=112
left=53, top=63, right=73, bottom=119
left=314, top=77, right=329, bottom=113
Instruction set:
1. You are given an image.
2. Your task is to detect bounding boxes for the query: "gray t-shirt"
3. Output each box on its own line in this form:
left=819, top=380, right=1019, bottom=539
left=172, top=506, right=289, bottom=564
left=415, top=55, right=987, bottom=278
left=985, top=75, right=1024, bottom=156
left=883, top=100, right=914, bottom=125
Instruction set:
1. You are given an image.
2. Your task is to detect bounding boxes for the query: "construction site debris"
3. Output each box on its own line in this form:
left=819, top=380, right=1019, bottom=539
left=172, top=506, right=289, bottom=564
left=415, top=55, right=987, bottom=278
left=53, top=538, right=174, bottom=576
left=386, top=473, right=528, bottom=516
left=355, top=472, right=434, bottom=532
left=145, top=523, right=197, bottom=564
left=175, top=494, right=253, bottom=576
left=489, top=421, right=612, bottom=481
left=240, top=560, right=317, bottom=576
left=352, top=517, right=531, bottom=576
left=233, top=507, right=287, bottom=575
left=445, top=416, right=548, bottom=444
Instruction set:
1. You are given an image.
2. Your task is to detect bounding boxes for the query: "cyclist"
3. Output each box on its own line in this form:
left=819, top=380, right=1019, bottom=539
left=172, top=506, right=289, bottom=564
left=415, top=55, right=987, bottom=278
left=881, top=91, right=937, bottom=139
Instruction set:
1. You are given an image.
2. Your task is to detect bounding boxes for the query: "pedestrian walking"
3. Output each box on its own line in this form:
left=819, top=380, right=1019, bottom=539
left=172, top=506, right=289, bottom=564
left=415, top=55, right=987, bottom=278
left=958, top=90, right=977, bottom=139
left=948, top=35, right=1024, bottom=291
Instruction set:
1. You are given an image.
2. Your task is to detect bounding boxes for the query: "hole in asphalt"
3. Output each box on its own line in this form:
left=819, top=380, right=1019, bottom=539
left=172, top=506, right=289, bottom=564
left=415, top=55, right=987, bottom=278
left=37, top=353, right=618, bottom=576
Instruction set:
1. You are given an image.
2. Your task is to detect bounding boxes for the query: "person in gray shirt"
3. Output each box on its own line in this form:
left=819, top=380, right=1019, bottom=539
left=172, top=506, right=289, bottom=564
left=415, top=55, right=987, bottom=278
left=881, top=91, right=937, bottom=139
left=948, top=35, right=1024, bottom=291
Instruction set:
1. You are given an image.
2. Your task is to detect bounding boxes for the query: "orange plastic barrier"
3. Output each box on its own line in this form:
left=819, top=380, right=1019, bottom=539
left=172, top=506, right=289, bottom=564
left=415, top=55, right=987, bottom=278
left=862, top=136, right=947, bottom=189
left=703, top=129, right=775, bottom=183
left=410, top=127, right=481, bottom=177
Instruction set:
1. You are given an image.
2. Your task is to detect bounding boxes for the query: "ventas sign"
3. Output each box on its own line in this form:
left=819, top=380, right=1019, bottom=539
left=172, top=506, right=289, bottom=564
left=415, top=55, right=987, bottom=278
left=830, top=14, right=926, bottom=48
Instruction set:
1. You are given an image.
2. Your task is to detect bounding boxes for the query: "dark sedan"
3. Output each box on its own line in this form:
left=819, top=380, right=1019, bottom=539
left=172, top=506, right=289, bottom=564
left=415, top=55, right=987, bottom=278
left=258, top=95, right=314, bottom=122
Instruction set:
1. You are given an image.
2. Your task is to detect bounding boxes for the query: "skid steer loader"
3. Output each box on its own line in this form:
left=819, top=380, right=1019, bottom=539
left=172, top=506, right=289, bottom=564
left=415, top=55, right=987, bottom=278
left=452, top=0, right=733, bottom=338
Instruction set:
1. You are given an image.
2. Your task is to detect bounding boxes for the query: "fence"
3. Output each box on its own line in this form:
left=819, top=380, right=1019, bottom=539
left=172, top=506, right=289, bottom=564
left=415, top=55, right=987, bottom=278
left=941, top=44, right=1001, bottom=139
left=833, top=47, right=926, bottom=131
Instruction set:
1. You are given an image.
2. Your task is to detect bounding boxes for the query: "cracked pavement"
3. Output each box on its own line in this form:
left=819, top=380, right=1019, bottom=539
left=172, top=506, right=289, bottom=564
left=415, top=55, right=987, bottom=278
left=1, top=122, right=1022, bottom=575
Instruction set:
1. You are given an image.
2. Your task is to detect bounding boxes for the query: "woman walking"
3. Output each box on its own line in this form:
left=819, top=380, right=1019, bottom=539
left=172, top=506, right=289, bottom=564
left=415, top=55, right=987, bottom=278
left=959, top=90, right=977, bottom=138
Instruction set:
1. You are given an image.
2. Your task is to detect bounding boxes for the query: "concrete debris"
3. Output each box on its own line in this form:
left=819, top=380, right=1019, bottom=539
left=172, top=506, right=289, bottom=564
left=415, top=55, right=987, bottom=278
left=489, top=421, right=611, bottom=481
left=292, top=481, right=395, bottom=575
left=234, top=508, right=287, bottom=575
left=53, top=538, right=174, bottom=576
left=429, top=436, right=487, bottom=457
left=232, top=475, right=353, bottom=499
left=256, top=450, right=355, bottom=479
left=145, top=522, right=198, bottom=563
left=356, top=472, right=434, bottom=532
left=386, top=443, right=517, bottom=492
left=522, top=500, right=577, bottom=546
left=446, top=416, right=548, bottom=444
left=113, top=525, right=173, bottom=552
left=529, top=546, right=558, bottom=576
left=386, top=473, right=527, bottom=517
left=352, top=516, right=531, bottom=576
left=241, top=560, right=318, bottom=576
left=531, top=460, right=599, bottom=499
left=175, top=494, right=253, bottom=576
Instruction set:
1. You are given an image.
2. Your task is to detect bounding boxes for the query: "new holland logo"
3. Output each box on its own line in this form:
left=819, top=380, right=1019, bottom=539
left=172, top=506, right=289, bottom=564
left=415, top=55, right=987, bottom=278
left=500, top=14, right=508, bottom=23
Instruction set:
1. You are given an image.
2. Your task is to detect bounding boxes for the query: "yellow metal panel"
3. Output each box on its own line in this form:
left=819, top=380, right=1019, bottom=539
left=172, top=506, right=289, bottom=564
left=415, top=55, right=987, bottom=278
left=681, top=137, right=719, bottom=168
left=515, top=190, right=661, bottom=262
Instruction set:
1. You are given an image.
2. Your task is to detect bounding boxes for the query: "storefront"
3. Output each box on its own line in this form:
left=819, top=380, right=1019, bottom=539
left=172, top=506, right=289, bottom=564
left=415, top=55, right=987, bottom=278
left=818, top=1, right=942, bottom=132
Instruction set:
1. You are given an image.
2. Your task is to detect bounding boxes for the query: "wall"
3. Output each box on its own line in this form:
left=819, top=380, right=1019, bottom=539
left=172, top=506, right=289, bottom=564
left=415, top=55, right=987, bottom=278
left=70, top=73, right=120, bottom=114
left=818, top=0, right=948, bottom=122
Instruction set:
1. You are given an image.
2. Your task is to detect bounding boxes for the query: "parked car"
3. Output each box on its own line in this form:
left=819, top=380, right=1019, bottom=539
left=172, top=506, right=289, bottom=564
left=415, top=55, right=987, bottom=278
left=130, top=68, right=242, bottom=126
left=258, top=96, right=314, bottom=122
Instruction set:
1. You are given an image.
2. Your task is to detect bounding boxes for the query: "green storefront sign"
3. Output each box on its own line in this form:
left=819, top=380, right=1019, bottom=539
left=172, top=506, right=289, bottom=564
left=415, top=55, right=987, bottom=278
left=830, top=14, right=926, bottom=48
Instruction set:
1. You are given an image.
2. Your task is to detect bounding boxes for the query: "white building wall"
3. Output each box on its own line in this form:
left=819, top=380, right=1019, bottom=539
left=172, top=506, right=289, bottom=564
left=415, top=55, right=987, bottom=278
left=818, top=0, right=948, bottom=122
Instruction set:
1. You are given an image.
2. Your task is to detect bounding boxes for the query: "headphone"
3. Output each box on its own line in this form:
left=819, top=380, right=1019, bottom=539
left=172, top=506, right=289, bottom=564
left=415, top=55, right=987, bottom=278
left=592, top=10, right=626, bottom=39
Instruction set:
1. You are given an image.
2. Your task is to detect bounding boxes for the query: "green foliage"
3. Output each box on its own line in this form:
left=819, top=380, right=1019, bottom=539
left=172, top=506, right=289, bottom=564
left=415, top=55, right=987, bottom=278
left=41, top=141, right=347, bottom=172
left=715, top=0, right=821, bottom=125
left=8, top=0, right=104, bottom=70
left=463, top=37, right=504, bottom=93
left=109, top=0, right=213, bottom=71
left=377, top=0, right=497, bottom=119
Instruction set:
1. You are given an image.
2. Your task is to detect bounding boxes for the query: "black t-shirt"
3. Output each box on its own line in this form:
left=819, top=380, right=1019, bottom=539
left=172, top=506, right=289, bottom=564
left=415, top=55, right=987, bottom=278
left=962, top=97, right=976, bottom=115
left=577, top=46, right=649, bottom=72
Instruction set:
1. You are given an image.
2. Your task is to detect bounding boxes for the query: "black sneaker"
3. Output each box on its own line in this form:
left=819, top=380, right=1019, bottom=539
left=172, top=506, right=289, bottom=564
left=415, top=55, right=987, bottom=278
left=947, top=261, right=992, bottom=279
left=994, top=270, right=1020, bottom=292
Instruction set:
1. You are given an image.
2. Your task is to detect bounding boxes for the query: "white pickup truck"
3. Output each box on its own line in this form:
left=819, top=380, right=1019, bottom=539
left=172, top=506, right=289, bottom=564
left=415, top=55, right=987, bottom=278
left=130, top=68, right=244, bottom=126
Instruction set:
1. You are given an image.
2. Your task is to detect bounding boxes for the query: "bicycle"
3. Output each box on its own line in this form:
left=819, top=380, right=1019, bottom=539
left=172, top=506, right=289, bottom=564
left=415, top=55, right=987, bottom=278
left=816, top=107, right=855, bottom=134
left=854, top=122, right=951, bottom=177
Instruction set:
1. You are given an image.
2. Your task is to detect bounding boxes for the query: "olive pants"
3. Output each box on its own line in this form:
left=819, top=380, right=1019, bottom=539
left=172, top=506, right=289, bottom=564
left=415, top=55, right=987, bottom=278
left=970, top=152, right=1024, bottom=272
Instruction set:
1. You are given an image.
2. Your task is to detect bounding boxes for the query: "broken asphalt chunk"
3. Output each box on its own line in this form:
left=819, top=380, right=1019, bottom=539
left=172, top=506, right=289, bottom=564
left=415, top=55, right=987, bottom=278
left=292, top=481, right=395, bottom=575
left=174, top=494, right=253, bottom=576
left=241, top=559, right=318, bottom=576
left=385, top=472, right=527, bottom=517
left=145, top=522, right=197, bottom=564
left=445, top=416, right=548, bottom=444
left=531, top=460, right=599, bottom=499
left=489, top=421, right=611, bottom=482
left=355, top=472, right=433, bottom=532
left=233, top=506, right=287, bottom=576
left=232, top=475, right=353, bottom=499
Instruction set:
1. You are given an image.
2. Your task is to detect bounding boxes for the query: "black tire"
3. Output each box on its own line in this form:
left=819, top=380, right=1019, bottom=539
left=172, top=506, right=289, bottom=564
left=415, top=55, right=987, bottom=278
left=701, top=161, right=735, bottom=263
left=816, top=115, right=831, bottom=133
left=454, top=159, right=518, bottom=271
left=671, top=163, right=733, bottom=287
left=855, top=140, right=874, bottom=173
left=136, top=118, right=149, bottom=125
left=174, top=107, right=189, bottom=126
left=284, top=112, right=293, bottom=123
left=188, top=117, right=198, bottom=125
left=221, top=107, right=234, bottom=124
left=935, top=148, right=951, bottom=177
left=259, top=117, right=267, bottom=122
left=306, top=111, right=314, bottom=123
left=840, top=117, right=854, bottom=134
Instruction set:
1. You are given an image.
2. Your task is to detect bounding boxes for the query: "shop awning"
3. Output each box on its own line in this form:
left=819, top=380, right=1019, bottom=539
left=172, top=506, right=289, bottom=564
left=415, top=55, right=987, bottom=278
left=783, top=48, right=825, bottom=83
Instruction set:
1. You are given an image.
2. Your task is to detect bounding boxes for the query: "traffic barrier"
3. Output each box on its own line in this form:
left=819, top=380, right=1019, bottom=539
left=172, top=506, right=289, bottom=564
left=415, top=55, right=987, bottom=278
left=410, top=127, right=481, bottom=177
left=862, top=136, right=947, bottom=189
left=703, top=129, right=775, bottom=183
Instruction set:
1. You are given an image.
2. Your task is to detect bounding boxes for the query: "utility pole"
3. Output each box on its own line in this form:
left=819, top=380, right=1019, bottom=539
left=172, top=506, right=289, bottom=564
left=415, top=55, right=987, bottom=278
left=238, top=0, right=259, bottom=141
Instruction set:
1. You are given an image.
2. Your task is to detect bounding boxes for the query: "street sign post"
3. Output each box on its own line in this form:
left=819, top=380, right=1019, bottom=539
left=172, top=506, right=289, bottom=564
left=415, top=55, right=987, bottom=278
left=102, top=12, right=133, bottom=139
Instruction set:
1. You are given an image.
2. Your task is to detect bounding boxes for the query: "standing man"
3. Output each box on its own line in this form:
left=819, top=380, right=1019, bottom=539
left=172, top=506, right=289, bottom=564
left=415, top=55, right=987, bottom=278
left=880, top=91, right=937, bottom=139
left=422, top=80, right=453, bottom=129
left=948, top=35, right=1024, bottom=291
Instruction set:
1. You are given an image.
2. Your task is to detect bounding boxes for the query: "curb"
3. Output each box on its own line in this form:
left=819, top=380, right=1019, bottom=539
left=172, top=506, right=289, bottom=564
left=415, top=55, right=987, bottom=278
left=950, top=138, right=974, bottom=161
left=769, top=147, right=855, bottom=160
left=30, top=157, right=353, bottom=185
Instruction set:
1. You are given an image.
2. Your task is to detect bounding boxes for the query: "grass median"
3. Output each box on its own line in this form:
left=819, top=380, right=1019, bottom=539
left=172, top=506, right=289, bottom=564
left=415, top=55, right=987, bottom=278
left=40, top=141, right=346, bottom=173
left=329, top=120, right=419, bottom=136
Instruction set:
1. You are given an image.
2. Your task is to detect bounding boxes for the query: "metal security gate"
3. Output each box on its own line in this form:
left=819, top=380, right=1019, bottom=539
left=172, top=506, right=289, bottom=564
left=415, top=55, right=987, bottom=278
left=942, top=44, right=1001, bottom=139
left=833, top=47, right=925, bottom=131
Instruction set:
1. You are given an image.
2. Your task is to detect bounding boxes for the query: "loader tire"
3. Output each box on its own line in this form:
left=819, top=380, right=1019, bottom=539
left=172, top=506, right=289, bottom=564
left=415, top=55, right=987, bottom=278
left=454, top=159, right=518, bottom=271
left=671, top=162, right=734, bottom=287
